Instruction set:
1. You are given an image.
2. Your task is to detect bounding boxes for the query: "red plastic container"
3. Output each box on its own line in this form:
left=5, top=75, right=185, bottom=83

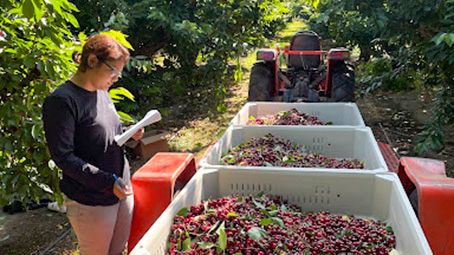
left=399, top=157, right=454, bottom=255
left=128, top=152, right=196, bottom=253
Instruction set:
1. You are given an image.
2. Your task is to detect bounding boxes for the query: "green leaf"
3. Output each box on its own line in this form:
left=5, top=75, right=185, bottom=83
left=312, top=0, right=320, bottom=8
left=248, top=227, right=266, bottom=241
left=109, top=87, right=135, bottom=102
left=259, top=218, right=272, bottom=226
left=376, top=19, right=385, bottom=28
left=337, top=229, right=346, bottom=239
left=100, top=30, right=134, bottom=50
left=281, top=204, right=287, bottom=212
left=31, top=0, right=44, bottom=20
left=117, top=111, right=135, bottom=124
left=177, top=207, right=188, bottom=217
left=32, top=0, right=42, bottom=10
left=182, top=237, right=191, bottom=251
left=199, top=242, right=216, bottom=249
left=342, top=215, right=351, bottom=223
left=234, top=55, right=242, bottom=82
left=66, top=2, right=79, bottom=12
left=239, top=215, right=249, bottom=221
left=31, top=125, right=39, bottom=140
left=66, top=14, right=79, bottom=28
left=252, top=199, right=266, bottom=210
left=255, top=191, right=265, bottom=198
left=389, top=249, right=400, bottom=255
left=260, top=209, right=270, bottom=217
left=208, top=220, right=221, bottom=234
left=216, top=221, right=227, bottom=251
left=4, top=140, right=12, bottom=153
left=48, top=0, right=62, bottom=16
left=177, top=237, right=182, bottom=250
left=448, top=34, right=454, bottom=47
left=22, top=0, right=34, bottom=19
left=0, top=235, right=10, bottom=242
left=78, top=32, right=87, bottom=43
left=24, top=57, right=35, bottom=68
left=273, top=145, right=283, bottom=152
left=45, top=60, right=56, bottom=80
left=271, top=217, right=284, bottom=227
left=433, top=33, right=447, bottom=46
left=226, top=212, right=239, bottom=217
left=383, top=225, right=394, bottom=234
left=269, top=210, right=278, bottom=216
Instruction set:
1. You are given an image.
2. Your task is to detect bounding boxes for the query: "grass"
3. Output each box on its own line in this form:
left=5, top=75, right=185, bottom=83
left=168, top=19, right=308, bottom=161
left=274, top=19, right=309, bottom=46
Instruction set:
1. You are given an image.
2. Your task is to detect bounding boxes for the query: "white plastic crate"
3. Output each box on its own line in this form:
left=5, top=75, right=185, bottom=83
left=199, top=125, right=388, bottom=172
left=131, top=168, right=432, bottom=255
left=230, top=102, right=365, bottom=126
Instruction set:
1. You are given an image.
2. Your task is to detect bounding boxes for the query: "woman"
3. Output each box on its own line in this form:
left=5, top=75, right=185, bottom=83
left=42, top=34, right=143, bottom=255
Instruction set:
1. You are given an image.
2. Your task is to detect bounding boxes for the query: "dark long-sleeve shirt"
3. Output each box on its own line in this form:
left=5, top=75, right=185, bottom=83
left=43, top=80, right=127, bottom=206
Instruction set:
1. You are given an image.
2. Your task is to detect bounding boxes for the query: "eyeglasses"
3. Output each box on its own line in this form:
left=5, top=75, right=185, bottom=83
left=98, top=58, right=122, bottom=79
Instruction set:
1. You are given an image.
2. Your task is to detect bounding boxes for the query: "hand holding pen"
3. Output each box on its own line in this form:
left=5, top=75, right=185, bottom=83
left=113, top=173, right=133, bottom=199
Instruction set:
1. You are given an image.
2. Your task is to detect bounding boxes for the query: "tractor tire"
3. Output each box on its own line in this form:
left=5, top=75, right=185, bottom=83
left=331, top=62, right=355, bottom=102
left=248, top=63, right=273, bottom=101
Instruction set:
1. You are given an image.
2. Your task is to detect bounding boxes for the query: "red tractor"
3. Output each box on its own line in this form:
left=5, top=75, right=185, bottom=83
left=248, top=30, right=355, bottom=102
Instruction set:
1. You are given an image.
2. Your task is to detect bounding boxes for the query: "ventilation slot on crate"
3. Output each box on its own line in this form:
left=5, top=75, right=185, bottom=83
left=311, top=137, right=325, bottom=152
left=314, top=185, right=331, bottom=205
left=310, top=110, right=321, bottom=117
left=230, top=183, right=272, bottom=195
left=281, top=194, right=302, bottom=204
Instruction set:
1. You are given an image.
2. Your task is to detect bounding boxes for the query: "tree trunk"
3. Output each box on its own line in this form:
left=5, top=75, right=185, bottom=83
left=359, top=45, right=371, bottom=62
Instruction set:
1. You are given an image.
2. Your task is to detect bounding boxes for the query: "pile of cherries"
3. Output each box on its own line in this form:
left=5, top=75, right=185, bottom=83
left=246, top=108, right=329, bottom=126
left=167, top=195, right=396, bottom=255
left=220, top=133, right=364, bottom=169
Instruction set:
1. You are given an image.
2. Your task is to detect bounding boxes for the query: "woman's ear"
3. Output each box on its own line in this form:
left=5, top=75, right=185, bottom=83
left=87, top=54, right=98, bottom=68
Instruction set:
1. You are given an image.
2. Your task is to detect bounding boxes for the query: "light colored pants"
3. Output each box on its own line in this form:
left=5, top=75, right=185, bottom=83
left=65, top=194, right=134, bottom=255
left=65, top=159, right=134, bottom=255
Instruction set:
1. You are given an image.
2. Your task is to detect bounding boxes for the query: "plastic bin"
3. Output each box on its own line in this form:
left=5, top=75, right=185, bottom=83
left=230, top=102, right=365, bottom=126
left=128, top=153, right=197, bottom=252
left=130, top=168, right=432, bottom=255
left=199, top=125, right=387, bottom=172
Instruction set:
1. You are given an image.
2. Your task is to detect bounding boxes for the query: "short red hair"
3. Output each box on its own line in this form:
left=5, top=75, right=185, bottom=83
left=73, top=34, right=130, bottom=72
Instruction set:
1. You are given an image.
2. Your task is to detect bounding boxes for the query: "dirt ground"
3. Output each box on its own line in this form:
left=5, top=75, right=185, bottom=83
left=357, top=90, right=454, bottom=176
left=0, top=207, right=77, bottom=255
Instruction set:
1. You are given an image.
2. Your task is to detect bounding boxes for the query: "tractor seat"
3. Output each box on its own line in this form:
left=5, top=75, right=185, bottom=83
left=288, top=30, right=321, bottom=70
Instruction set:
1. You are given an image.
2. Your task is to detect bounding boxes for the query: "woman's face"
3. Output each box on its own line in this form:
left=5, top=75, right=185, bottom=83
left=94, top=58, right=125, bottom=91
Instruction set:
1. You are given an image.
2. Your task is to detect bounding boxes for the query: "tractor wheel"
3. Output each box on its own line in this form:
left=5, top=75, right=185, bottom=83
left=248, top=62, right=273, bottom=101
left=331, top=62, right=355, bottom=102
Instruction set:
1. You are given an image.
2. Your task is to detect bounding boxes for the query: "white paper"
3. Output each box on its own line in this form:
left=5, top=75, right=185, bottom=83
left=115, top=110, right=162, bottom=146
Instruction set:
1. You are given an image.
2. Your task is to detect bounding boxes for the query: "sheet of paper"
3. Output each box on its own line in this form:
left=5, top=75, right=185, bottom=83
left=115, top=110, right=162, bottom=146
